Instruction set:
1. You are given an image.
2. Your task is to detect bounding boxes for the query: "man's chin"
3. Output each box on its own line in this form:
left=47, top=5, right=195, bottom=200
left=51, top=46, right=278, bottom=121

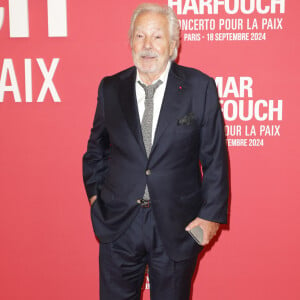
left=135, top=63, right=158, bottom=75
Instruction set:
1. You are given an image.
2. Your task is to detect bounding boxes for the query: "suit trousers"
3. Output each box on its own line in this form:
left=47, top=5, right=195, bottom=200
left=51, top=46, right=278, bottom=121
left=98, top=206, right=198, bottom=300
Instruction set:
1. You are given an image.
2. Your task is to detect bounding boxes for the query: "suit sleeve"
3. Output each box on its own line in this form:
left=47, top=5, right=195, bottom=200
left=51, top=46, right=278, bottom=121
left=198, top=77, right=229, bottom=224
left=82, top=79, right=110, bottom=199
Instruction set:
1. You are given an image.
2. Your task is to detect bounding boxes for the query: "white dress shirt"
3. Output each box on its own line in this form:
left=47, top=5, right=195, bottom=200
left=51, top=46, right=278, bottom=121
left=135, top=61, right=171, bottom=144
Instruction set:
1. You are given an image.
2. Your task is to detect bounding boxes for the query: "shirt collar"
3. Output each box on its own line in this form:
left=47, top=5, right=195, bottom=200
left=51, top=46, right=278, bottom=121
left=136, top=61, right=171, bottom=86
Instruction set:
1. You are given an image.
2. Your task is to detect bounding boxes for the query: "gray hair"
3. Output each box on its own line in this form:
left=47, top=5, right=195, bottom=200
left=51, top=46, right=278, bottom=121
left=129, top=3, right=180, bottom=61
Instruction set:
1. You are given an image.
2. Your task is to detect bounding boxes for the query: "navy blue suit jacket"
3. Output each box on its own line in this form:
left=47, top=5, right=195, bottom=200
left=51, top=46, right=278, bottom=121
left=83, top=62, right=229, bottom=261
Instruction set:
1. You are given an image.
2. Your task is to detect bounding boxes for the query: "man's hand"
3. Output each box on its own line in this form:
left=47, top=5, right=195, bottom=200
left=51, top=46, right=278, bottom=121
left=89, top=195, right=97, bottom=206
left=185, top=217, right=220, bottom=246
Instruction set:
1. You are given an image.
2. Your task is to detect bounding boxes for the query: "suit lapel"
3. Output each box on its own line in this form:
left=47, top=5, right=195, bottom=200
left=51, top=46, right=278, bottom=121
left=118, top=63, right=186, bottom=158
left=150, top=63, right=186, bottom=155
left=119, top=68, right=146, bottom=155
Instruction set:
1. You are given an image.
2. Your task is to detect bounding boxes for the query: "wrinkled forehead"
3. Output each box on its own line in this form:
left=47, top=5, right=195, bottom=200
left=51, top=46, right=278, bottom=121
left=133, top=11, right=169, bottom=33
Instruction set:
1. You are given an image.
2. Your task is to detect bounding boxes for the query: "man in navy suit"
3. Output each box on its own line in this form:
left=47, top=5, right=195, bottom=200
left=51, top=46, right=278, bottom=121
left=83, top=3, right=229, bottom=300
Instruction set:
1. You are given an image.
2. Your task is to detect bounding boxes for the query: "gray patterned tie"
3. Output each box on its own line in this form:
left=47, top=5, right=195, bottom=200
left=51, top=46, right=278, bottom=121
left=138, top=79, right=163, bottom=200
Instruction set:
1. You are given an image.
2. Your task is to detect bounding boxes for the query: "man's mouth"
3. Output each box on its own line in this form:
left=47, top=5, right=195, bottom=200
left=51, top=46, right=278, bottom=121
left=139, top=51, right=158, bottom=60
left=141, top=55, right=156, bottom=59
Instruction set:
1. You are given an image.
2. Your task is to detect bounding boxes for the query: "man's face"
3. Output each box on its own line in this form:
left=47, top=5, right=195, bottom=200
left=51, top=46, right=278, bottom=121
left=131, top=12, right=175, bottom=77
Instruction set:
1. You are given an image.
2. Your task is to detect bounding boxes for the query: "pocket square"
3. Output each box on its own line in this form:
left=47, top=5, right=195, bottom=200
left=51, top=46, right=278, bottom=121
left=177, top=113, right=195, bottom=126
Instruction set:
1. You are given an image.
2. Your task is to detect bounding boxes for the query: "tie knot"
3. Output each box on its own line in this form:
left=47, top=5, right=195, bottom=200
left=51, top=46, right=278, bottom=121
left=138, top=80, right=163, bottom=99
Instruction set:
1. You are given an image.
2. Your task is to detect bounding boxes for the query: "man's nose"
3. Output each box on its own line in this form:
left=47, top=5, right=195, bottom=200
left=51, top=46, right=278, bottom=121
left=143, top=36, right=152, bottom=49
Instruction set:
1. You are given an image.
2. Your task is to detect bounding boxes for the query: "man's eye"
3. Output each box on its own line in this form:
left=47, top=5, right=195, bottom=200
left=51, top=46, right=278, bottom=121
left=155, top=36, right=161, bottom=39
left=136, top=34, right=143, bottom=38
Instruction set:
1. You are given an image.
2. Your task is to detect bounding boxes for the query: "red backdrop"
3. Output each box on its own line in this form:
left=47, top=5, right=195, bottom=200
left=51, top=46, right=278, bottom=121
left=1, top=0, right=299, bottom=299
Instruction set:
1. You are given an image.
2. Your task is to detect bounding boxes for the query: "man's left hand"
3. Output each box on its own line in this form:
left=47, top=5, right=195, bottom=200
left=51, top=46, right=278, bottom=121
left=185, top=217, right=220, bottom=246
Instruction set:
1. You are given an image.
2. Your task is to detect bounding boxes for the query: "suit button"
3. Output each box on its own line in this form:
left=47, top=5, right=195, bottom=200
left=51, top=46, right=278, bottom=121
left=145, top=169, right=151, bottom=175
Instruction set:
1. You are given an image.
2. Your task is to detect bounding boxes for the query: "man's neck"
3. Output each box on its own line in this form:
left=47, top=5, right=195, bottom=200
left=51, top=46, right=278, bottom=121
left=139, top=73, right=161, bottom=85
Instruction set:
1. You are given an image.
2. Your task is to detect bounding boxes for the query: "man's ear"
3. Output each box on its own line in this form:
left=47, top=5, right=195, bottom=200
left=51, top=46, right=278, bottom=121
left=169, top=40, right=176, bottom=57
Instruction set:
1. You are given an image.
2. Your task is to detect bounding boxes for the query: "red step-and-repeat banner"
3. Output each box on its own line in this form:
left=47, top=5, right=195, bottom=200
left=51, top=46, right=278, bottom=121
left=1, top=0, right=299, bottom=299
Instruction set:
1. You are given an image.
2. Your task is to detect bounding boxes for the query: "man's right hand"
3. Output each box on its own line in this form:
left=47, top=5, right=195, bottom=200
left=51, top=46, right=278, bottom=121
left=89, top=195, right=97, bottom=206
